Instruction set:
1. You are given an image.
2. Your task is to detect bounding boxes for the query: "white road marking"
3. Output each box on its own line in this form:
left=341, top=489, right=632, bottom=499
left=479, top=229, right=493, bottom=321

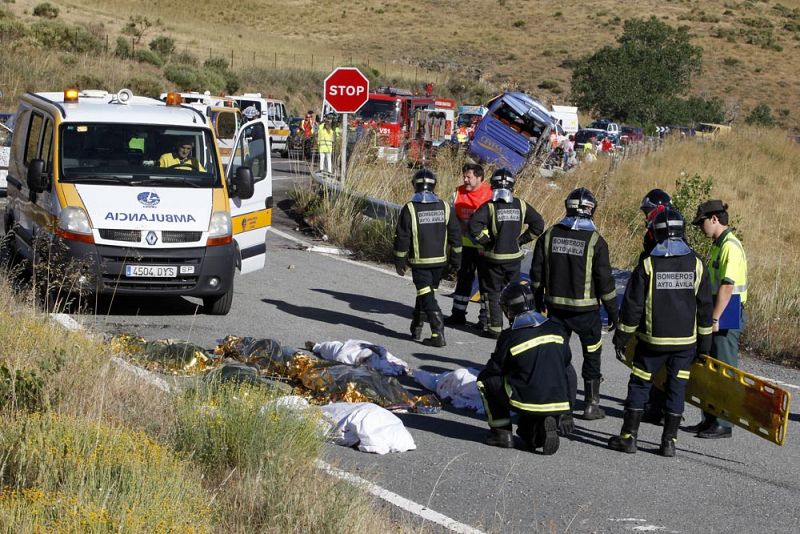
left=752, top=374, right=800, bottom=391
left=314, top=459, right=486, bottom=534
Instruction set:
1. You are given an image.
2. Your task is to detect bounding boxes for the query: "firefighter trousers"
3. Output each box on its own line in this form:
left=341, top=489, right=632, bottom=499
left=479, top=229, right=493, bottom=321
left=412, top=267, right=444, bottom=314
left=451, top=247, right=486, bottom=319
left=477, top=368, right=577, bottom=429
left=549, top=309, right=603, bottom=380
left=479, top=261, right=521, bottom=335
left=625, top=346, right=694, bottom=415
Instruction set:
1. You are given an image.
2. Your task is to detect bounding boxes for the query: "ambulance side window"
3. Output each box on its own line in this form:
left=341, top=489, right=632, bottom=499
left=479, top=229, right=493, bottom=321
left=24, top=112, right=45, bottom=167
left=40, top=119, right=54, bottom=172
left=10, top=109, right=30, bottom=165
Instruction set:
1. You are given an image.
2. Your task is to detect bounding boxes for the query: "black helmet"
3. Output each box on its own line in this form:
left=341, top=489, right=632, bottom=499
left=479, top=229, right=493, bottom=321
left=565, top=187, right=597, bottom=218
left=412, top=168, right=437, bottom=193
left=651, top=206, right=685, bottom=242
left=500, top=282, right=534, bottom=322
left=640, top=188, right=672, bottom=215
left=490, top=168, right=516, bottom=191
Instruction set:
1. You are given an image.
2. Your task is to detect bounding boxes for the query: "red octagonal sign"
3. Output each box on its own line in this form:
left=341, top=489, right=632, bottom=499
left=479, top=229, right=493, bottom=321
left=324, top=67, right=370, bottom=113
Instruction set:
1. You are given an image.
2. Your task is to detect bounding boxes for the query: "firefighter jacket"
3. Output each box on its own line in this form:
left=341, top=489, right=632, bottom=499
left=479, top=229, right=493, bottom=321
left=468, top=198, right=544, bottom=264
left=709, top=229, right=748, bottom=305
left=452, top=182, right=492, bottom=248
left=482, top=318, right=572, bottom=415
left=616, top=251, right=714, bottom=353
left=394, top=198, right=462, bottom=269
left=529, top=223, right=618, bottom=318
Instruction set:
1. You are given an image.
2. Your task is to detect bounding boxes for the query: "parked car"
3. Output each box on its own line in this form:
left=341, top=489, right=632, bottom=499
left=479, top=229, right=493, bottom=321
left=620, top=126, right=644, bottom=145
left=587, top=119, right=621, bottom=143
left=695, top=122, right=731, bottom=139
left=0, top=122, right=11, bottom=194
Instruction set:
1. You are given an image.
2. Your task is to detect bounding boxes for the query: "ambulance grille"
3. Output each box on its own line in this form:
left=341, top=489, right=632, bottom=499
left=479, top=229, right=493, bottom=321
left=99, top=229, right=141, bottom=242
left=162, top=231, right=203, bottom=243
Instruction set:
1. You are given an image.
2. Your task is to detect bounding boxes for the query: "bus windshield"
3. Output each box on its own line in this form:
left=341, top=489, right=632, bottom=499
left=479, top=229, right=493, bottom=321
left=59, top=123, right=221, bottom=187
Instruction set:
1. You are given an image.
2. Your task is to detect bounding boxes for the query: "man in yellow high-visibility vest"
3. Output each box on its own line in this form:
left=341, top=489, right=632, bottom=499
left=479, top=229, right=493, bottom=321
left=690, top=199, right=748, bottom=439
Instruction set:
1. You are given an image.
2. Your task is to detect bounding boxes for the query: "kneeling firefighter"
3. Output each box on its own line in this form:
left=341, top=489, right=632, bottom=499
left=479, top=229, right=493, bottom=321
left=529, top=188, right=618, bottom=420
left=609, top=207, right=713, bottom=457
left=394, top=169, right=462, bottom=347
left=477, top=282, right=577, bottom=455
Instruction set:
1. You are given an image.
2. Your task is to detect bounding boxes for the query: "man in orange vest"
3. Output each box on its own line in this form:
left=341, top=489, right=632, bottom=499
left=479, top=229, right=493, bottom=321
left=445, top=162, right=493, bottom=328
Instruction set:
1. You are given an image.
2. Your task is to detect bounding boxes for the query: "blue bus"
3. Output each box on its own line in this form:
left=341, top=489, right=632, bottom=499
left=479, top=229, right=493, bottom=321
left=468, top=92, right=556, bottom=175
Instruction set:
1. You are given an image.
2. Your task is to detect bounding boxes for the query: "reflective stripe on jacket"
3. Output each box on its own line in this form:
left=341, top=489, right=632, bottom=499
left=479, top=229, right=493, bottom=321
left=709, top=229, right=748, bottom=304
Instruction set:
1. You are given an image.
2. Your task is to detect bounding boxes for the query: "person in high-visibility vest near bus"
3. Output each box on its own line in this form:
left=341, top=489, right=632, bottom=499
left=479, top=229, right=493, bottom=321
left=688, top=200, right=748, bottom=439
left=317, top=117, right=335, bottom=174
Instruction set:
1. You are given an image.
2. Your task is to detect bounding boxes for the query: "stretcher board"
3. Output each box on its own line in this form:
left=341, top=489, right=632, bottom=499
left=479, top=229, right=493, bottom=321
left=623, top=339, right=790, bottom=446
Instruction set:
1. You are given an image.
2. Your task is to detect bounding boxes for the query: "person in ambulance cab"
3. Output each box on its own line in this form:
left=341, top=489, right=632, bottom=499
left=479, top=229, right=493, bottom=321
left=159, top=137, right=205, bottom=171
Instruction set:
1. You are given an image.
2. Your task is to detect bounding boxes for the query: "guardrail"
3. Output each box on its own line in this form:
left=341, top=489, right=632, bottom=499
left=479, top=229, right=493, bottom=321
left=311, top=172, right=402, bottom=222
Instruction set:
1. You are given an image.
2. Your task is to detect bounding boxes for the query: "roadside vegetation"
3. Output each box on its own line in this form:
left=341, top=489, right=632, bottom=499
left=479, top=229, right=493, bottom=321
left=0, top=271, right=394, bottom=531
left=295, top=127, right=800, bottom=367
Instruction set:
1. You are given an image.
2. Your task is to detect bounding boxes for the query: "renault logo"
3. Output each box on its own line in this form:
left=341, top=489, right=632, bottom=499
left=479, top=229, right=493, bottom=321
left=145, top=231, right=158, bottom=245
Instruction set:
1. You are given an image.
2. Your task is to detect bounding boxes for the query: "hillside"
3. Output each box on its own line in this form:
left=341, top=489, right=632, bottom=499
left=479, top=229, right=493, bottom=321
left=2, top=0, right=799, bottom=127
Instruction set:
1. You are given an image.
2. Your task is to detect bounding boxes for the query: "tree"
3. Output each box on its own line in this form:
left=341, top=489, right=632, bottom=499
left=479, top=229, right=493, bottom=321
left=744, top=103, right=775, bottom=126
left=570, top=17, right=702, bottom=124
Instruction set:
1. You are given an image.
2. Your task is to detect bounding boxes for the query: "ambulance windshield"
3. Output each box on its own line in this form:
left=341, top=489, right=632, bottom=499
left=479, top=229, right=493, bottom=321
left=59, top=123, right=221, bottom=187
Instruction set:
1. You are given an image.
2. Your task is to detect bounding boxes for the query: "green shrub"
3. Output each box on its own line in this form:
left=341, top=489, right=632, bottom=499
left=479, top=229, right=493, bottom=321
left=0, top=412, right=211, bottom=532
left=537, top=79, right=561, bottom=91
left=32, top=2, right=58, bottom=19
left=0, top=18, right=28, bottom=40
left=745, top=103, right=776, bottom=126
left=0, top=365, right=44, bottom=411
left=512, top=19, right=525, bottom=27
left=722, top=56, right=740, bottom=66
left=148, top=34, right=174, bottom=58
left=164, top=63, right=199, bottom=89
left=67, top=73, right=105, bottom=90
left=672, top=174, right=714, bottom=260
left=125, top=75, right=163, bottom=98
left=203, top=56, right=229, bottom=71
left=172, top=50, right=198, bottom=65
left=30, top=20, right=102, bottom=53
left=222, top=69, right=240, bottom=94
left=114, top=36, right=131, bottom=58
left=134, top=48, right=163, bottom=67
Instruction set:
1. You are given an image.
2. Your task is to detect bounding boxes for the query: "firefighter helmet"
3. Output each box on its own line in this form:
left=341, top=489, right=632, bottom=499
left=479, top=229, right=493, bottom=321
left=412, top=168, right=437, bottom=193
left=640, top=189, right=672, bottom=215
left=565, top=187, right=597, bottom=218
left=500, top=282, right=535, bottom=322
left=490, top=168, right=516, bottom=191
left=651, top=206, right=685, bottom=242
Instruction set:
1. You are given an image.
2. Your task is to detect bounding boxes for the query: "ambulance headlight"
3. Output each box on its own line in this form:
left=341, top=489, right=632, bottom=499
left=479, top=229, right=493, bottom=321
left=58, top=207, right=92, bottom=234
left=208, top=212, right=231, bottom=237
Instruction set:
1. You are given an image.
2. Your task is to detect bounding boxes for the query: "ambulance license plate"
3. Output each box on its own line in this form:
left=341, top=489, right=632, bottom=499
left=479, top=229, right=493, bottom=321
left=125, top=265, right=177, bottom=278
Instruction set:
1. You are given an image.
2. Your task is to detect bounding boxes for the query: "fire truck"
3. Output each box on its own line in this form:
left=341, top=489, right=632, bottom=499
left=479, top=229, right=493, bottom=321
left=349, top=87, right=455, bottom=163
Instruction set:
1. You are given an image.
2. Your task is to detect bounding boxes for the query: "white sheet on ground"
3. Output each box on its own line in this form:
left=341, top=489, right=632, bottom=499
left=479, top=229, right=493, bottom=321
left=413, top=367, right=484, bottom=414
left=320, top=402, right=416, bottom=454
left=313, top=340, right=409, bottom=376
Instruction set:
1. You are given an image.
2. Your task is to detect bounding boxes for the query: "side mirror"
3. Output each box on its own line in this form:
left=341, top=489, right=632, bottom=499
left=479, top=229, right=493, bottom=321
left=232, top=166, right=254, bottom=199
left=27, top=159, right=48, bottom=193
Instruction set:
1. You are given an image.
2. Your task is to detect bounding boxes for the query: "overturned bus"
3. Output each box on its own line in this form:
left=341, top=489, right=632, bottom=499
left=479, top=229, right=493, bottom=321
left=468, top=92, right=556, bottom=175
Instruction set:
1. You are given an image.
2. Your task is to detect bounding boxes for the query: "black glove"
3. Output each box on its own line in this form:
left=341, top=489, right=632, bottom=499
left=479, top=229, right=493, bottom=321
left=612, top=331, right=630, bottom=351
left=394, top=259, right=407, bottom=277
left=615, top=347, right=627, bottom=364
left=605, top=305, right=619, bottom=332
left=558, top=413, right=574, bottom=436
left=443, top=263, right=458, bottom=282
left=697, top=333, right=712, bottom=355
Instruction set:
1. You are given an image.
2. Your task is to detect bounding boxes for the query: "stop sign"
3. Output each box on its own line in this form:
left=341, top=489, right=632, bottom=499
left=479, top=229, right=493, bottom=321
left=324, top=67, right=370, bottom=113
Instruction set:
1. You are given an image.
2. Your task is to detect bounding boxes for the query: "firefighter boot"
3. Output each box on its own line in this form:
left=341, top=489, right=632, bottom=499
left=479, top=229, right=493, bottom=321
left=485, top=426, right=513, bottom=448
left=444, top=310, right=467, bottom=326
left=409, top=305, right=424, bottom=341
left=659, top=413, right=682, bottom=457
left=422, top=311, right=446, bottom=347
left=580, top=379, right=606, bottom=420
left=608, top=409, right=643, bottom=454
left=533, top=416, right=560, bottom=455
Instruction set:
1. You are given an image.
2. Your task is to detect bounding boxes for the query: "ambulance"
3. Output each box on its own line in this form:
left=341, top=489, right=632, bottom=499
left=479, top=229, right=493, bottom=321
left=227, top=94, right=290, bottom=157
left=3, top=88, right=273, bottom=314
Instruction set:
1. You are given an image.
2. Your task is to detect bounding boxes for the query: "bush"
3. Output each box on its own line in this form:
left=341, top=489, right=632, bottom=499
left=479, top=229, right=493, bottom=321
left=537, top=79, right=561, bottom=91
left=148, top=34, right=174, bottom=58
left=114, top=36, right=131, bottom=58
left=133, top=48, right=163, bottom=67
left=172, top=50, right=198, bottom=66
left=745, top=103, right=776, bottom=126
left=32, top=2, right=58, bottom=19
left=67, top=73, right=105, bottom=90
left=125, top=75, right=163, bottom=98
left=164, top=63, right=199, bottom=89
left=671, top=173, right=714, bottom=260
left=0, top=18, right=29, bottom=41
left=30, top=20, right=102, bottom=53
left=203, top=56, right=229, bottom=71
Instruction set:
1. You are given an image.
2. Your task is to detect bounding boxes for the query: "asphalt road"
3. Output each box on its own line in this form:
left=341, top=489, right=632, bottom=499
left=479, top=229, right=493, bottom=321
left=58, top=156, right=800, bottom=533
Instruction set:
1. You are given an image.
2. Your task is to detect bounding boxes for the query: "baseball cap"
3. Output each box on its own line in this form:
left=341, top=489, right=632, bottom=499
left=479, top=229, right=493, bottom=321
left=691, top=199, right=727, bottom=225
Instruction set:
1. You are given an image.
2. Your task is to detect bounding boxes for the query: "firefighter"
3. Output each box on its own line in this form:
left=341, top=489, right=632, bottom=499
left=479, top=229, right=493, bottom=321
left=689, top=200, right=748, bottom=439
left=477, top=282, right=577, bottom=455
left=529, top=188, right=618, bottom=420
left=444, top=162, right=492, bottom=329
left=394, top=169, right=462, bottom=347
left=609, top=207, right=713, bottom=457
left=468, top=169, right=544, bottom=338
left=638, top=188, right=674, bottom=424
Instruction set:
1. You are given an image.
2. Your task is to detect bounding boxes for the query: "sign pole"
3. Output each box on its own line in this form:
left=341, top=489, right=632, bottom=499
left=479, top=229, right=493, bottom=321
left=340, top=112, right=348, bottom=185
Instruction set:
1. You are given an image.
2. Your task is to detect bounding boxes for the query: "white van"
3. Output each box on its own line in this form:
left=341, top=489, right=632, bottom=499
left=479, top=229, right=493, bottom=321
left=550, top=105, right=579, bottom=136
left=3, top=89, right=273, bottom=314
left=228, top=93, right=290, bottom=157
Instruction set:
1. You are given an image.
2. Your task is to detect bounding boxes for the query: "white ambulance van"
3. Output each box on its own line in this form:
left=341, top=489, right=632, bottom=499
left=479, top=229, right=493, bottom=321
left=3, top=89, right=273, bottom=314
left=228, top=94, right=290, bottom=157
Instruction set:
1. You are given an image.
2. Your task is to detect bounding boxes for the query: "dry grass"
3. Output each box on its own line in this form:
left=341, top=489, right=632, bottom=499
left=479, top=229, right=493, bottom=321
left=329, top=127, right=800, bottom=364
left=4, top=0, right=799, bottom=126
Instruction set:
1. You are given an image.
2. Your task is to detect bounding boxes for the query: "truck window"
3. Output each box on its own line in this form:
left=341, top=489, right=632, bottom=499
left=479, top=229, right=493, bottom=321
left=216, top=111, right=238, bottom=139
left=230, top=123, right=267, bottom=183
left=355, top=100, right=400, bottom=123
left=24, top=112, right=45, bottom=166
left=59, top=123, right=221, bottom=187
left=41, top=119, right=53, bottom=172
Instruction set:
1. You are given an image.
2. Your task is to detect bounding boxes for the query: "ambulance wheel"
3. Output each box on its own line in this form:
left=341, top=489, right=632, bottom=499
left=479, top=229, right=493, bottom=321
left=203, top=285, right=233, bottom=315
